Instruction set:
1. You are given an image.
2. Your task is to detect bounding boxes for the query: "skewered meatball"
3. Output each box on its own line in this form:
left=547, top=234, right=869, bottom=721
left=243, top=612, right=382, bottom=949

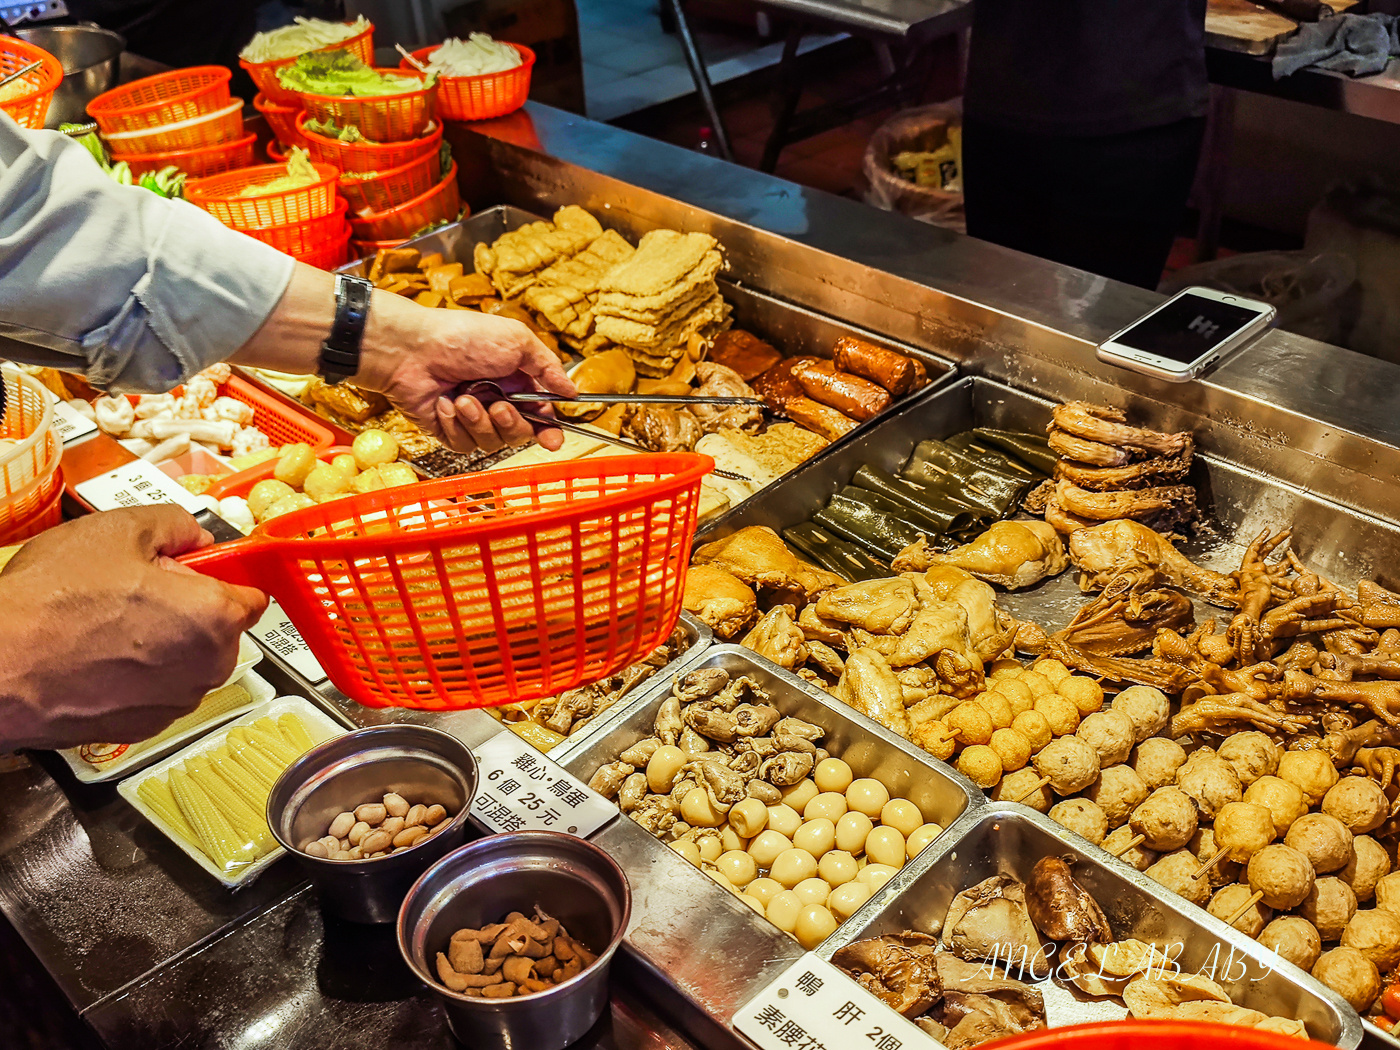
left=1340, top=834, right=1391, bottom=902
left=1247, top=843, right=1316, bottom=911
left=1312, top=946, right=1381, bottom=1013
left=1176, top=754, right=1243, bottom=820
left=1321, top=776, right=1389, bottom=835
left=1259, top=916, right=1322, bottom=972
left=1218, top=731, right=1281, bottom=787
left=1299, top=876, right=1357, bottom=942
left=1077, top=710, right=1135, bottom=767
left=1111, top=686, right=1171, bottom=744
left=1341, top=907, right=1400, bottom=970
left=1049, top=798, right=1108, bottom=846
left=1086, top=765, right=1149, bottom=829
left=1146, top=849, right=1210, bottom=906
left=1130, top=787, right=1199, bottom=852
left=1243, top=776, right=1309, bottom=838
left=1190, top=827, right=1240, bottom=890
left=1277, top=750, right=1339, bottom=807
left=1033, top=736, right=1101, bottom=796
left=1284, top=813, right=1355, bottom=875
left=1208, top=883, right=1272, bottom=937
left=1103, top=824, right=1158, bottom=872
left=1134, top=737, right=1187, bottom=791
left=994, top=768, right=1051, bottom=813
left=1212, top=801, right=1277, bottom=863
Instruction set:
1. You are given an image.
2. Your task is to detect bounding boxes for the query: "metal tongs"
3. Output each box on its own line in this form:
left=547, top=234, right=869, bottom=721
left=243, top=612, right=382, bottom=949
left=462, top=380, right=759, bottom=483
left=0, top=60, right=42, bottom=93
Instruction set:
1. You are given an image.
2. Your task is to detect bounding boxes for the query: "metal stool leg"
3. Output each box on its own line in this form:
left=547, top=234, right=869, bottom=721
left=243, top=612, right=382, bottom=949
left=760, top=23, right=805, bottom=172
left=664, top=0, right=734, bottom=161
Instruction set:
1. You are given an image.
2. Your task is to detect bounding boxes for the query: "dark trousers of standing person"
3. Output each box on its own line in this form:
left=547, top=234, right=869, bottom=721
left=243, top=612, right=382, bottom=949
left=961, top=116, right=1207, bottom=290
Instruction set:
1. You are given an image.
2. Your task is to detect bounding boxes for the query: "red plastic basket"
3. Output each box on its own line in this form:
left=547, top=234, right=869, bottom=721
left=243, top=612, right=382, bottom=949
left=181, top=454, right=711, bottom=710
left=295, top=110, right=440, bottom=173
left=338, top=150, right=442, bottom=215
left=979, top=1021, right=1339, bottom=1050
left=186, top=160, right=340, bottom=230
left=298, top=222, right=352, bottom=270
left=349, top=161, right=460, bottom=241
left=88, top=66, right=231, bottom=135
left=221, top=373, right=335, bottom=453
left=0, top=38, right=62, bottom=130
left=252, top=92, right=305, bottom=147
left=104, top=98, right=246, bottom=156
left=241, top=197, right=348, bottom=256
left=404, top=44, right=534, bottom=122
left=296, top=69, right=436, bottom=143
left=240, top=21, right=375, bottom=106
left=265, top=138, right=288, bottom=163
left=122, top=132, right=257, bottom=178
left=0, top=465, right=63, bottom=545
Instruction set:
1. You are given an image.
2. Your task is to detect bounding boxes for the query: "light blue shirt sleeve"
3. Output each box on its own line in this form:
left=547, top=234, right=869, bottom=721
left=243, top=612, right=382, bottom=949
left=0, top=114, right=296, bottom=393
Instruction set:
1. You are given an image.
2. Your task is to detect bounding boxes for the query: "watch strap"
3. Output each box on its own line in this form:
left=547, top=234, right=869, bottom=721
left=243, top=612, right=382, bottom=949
left=320, top=274, right=373, bottom=384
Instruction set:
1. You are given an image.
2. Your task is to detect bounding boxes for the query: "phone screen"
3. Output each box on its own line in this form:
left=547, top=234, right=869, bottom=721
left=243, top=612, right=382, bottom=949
left=1114, top=293, right=1263, bottom=364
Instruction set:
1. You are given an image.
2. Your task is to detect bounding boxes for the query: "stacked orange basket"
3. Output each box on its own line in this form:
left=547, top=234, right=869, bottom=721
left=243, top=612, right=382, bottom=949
left=186, top=161, right=350, bottom=269
left=402, top=43, right=535, bottom=122
left=253, top=92, right=307, bottom=150
left=88, top=68, right=255, bottom=176
left=296, top=111, right=441, bottom=172
left=296, top=69, right=436, bottom=143
left=240, top=20, right=374, bottom=106
left=0, top=368, right=64, bottom=544
left=349, top=159, right=461, bottom=246
left=0, top=37, right=63, bottom=130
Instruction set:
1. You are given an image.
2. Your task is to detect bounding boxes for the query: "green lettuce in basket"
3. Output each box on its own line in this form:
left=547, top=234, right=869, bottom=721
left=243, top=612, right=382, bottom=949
left=276, top=49, right=432, bottom=97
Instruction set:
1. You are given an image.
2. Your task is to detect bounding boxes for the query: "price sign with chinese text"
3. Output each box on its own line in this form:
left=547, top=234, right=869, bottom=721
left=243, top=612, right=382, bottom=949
left=470, top=730, right=616, bottom=838
left=250, top=598, right=327, bottom=684
left=50, top=399, right=98, bottom=444
left=74, top=459, right=205, bottom=512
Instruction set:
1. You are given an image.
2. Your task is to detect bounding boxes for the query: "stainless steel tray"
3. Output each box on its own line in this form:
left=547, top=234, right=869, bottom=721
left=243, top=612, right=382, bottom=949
left=819, top=805, right=1363, bottom=1048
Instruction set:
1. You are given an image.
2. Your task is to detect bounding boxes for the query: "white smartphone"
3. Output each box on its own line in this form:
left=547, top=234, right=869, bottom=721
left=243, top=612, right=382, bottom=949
left=1096, top=286, right=1277, bottom=382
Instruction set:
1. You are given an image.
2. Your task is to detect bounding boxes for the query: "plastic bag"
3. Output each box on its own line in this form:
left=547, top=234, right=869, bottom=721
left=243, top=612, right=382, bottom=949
left=862, top=101, right=965, bottom=233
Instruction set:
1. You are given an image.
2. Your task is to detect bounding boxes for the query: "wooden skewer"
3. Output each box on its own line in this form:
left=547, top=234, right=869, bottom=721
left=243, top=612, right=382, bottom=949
left=1191, top=846, right=1229, bottom=881
left=1010, top=776, right=1051, bottom=804
left=1107, top=834, right=1145, bottom=858
left=1223, top=890, right=1265, bottom=928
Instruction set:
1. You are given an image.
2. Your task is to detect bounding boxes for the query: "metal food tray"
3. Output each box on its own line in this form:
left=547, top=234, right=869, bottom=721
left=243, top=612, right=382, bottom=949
left=819, top=805, right=1362, bottom=1046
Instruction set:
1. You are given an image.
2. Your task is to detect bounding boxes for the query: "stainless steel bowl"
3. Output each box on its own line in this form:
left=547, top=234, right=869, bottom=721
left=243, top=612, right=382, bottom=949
left=267, top=724, right=477, bottom=924
left=14, top=25, right=124, bottom=128
left=398, top=832, right=631, bottom=1050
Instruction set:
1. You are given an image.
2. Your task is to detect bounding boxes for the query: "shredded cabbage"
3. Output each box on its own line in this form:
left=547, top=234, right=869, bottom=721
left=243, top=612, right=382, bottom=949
left=426, top=34, right=522, bottom=77
left=240, top=15, right=371, bottom=63
left=235, top=147, right=320, bottom=197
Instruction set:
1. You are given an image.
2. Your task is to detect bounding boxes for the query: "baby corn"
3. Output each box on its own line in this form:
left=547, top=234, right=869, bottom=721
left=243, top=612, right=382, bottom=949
left=169, top=768, right=259, bottom=873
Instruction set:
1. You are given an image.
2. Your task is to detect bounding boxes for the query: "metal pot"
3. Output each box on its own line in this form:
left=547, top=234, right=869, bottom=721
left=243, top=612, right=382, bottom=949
left=267, top=724, right=477, bottom=924
left=14, top=25, right=124, bottom=128
left=398, top=832, right=631, bottom=1050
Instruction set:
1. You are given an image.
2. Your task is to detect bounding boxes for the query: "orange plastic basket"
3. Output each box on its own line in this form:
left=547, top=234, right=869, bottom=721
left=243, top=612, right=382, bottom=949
left=298, top=222, right=352, bottom=270
left=981, top=1021, right=1340, bottom=1050
left=122, top=132, right=257, bottom=178
left=404, top=44, right=534, bottom=122
left=104, top=98, right=246, bottom=156
left=265, top=138, right=289, bottom=163
left=0, top=38, right=62, bottom=130
left=252, top=92, right=305, bottom=147
left=350, top=160, right=461, bottom=241
left=181, top=454, right=711, bottom=709
left=295, top=110, right=440, bottom=173
left=240, top=22, right=375, bottom=106
left=186, top=160, right=340, bottom=229
left=88, top=66, right=231, bottom=135
left=296, top=69, right=436, bottom=143
left=339, top=149, right=442, bottom=215
left=241, top=197, right=348, bottom=256
left=221, top=373, right=335, bottom=452
left=0, top=465, right=64, bottom=545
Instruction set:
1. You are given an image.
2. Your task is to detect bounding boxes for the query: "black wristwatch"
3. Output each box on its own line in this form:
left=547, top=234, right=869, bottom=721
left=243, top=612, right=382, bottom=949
left=319, top=274, right=374, bottom=385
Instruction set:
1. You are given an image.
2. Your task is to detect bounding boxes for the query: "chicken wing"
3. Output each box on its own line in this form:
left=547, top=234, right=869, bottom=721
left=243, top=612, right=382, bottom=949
left=837, top=648, right=910, bottom=737
left=814, top=577, right=920, bottom=634
left=692, top=526, right=845, bottom=600
left=897, top=520, right=1068, bottom=589
left=1068, top=519, right=1236, bottom=604
left=682, top=565, right=757, bottom=639
left=740, top=605, right=808, bottom=670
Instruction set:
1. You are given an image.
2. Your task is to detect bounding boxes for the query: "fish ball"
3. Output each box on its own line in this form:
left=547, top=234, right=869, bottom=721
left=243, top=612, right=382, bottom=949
left=262, top=493, right=315, bottom=520
left=1278, top=750, right=1340, bottom=807
left=1378, top=871, right=1400, bottom=913
left=1057, top=675, right=1104, bottom=716
left=766, top=803, right=803, bottom=839
left=1312, top=947, right=1381, bottom=1013
left=989, top=728, right=1033, bottom=773
left=766, top=890, right=803, bottom=933
left=1213, top=801, right=1277, bottom=862
left=1077, top=710, right=1135, bottom=766
left=858, top=863, right=900, bottom=891
left=1103, top=825, right=1158, bottom=872
left=1134, top=737, right=1188, bottom=791
left=814, top=758, right=854, bottom=794
left=1208, top=884, right=1272, bottom=937
left=351, top=429, right=399, bottom=470
left=912, top=719, right=956, bottom=762
left=247, top=478, right=296, bottom=520
left=794, top=904, right=838, bottom=949
left=671, top=839, right=702, bottom=865
left=792, top=818, right=836, bottom=859
left=1032, top=659, right=1072, bottom=684
left=989, top=659, right=1022, bottom=676
left=746, top=877, right=784, bottom=906
left=977, top=692, right=1014, bottom=730
left=1011, top=711, right=1052, bottom=751
left=1034, top=695, right=1080, bottom=736
left=803, top=792, right=848, bottom=824
left=1321, top=776, right=1389, bottom=834
left=729, top=798, right=769, bottom=839
left=771, top=848, right=819, bottom=889
left=1243, top=776, right=1309, bottom=838
left=1341, top=908, right=1400, bottom=970
left=1340, top=834, right=1391, bottom=902
left=681, top=788, right=726, bottom=828
left=1259, top=916, right=1322, bottom=972
left=749, top=830, right=793, bottom=868
left=1145, top=849, right=1210, bottom=906
left=880, top=799, right=924, bottom=837
left=1218, top=732, right=1281, bottom=787
left=1111, top=686, right=1171, bottom=743
left=1176, top=756, right=1243, bottom=821
left=958, top=745, right=1004, bottom=789
left=1248, top=843, right=1316, bottom=910
left=781, top=779, right=820, bottom=813
left=647, top=745, right=687, bottom=793
left=1086, top=765, right=1149, bottom=829
left=846, top=779, right=890, bottom=818
left=1033, top=735, right=1101, bottom=795
left=829, top=881, right=874, bottom=921
left=330, top=453, right=359, bottom=477
left=1130, top=787, right=1199, bottom=852
left=906, top=823, right=944, bottom=858
left=947, top=703, right=994, bottom=747
left=717, top=850, right=758, bottom=888
left=302, top=463, right=352, bottom=501
left=835, top=811, right=875, bottom=855
left=993, top=678, right=1035, bottom=716
left=864, top=826, right=907, bottom=868
left=273, top=443, right=316, bottom=488
left=1049, top=798, right=1108, bottom=845
left=794, top=877, right=831, bottom=906
left=995, top=768, right=1051, bottom=812
left=819, top=850, right=859, bottom=886
left=1299, top=876, right=1357, bottom=942
left=1019, top=670, right=1055, bottom=696
left=1285, top=813, right=1354, bottom=874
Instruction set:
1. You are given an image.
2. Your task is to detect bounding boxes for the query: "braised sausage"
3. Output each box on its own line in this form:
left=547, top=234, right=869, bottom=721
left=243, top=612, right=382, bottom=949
left=791, top=358, right=892, bottom=422
left=832, top=336, right=927, bottom=396
left=782, top=396, right=860, bottom=442
left=751, top=357, right=810, bottom=410
left=709, top=330, right=783, bottom=382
